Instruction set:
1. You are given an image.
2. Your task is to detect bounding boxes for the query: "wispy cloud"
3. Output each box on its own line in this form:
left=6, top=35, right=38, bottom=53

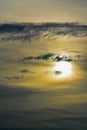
left=0, top=22, right=87, bottom=42
left=21, top=53, right=87, bottom=63
left=0, top=75, right=23, bottom=82
left=21, top=53, right=54, bottom=61
left=20, top=69, right=34, bottom=74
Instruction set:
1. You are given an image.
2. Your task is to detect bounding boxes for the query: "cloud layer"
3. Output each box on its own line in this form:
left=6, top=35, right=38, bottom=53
left=0, top=22, right=87, bottom=41
left=0, top=83, right=87, bottom=129
left=0, top=22, right=87, bottom=129
left=21, top=53, right=86, bottom=62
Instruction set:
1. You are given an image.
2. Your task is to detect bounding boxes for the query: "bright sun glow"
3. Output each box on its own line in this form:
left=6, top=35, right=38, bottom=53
left=53, top=61, right=73, bottom=78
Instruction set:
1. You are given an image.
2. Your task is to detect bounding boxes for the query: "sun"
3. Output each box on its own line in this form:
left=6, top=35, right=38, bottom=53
left=53, top=61, right=73, bottom=78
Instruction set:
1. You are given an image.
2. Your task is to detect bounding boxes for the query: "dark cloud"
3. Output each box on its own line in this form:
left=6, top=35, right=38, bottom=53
left=20, top=53, right=84, bottom=62
left=21, top=52, right=87, bottom=63
left=21, top=53, right=73, bottom=63
left=0, top=85, right=58, bottom=99
left=20, top=69, right=33, bottom=74
left=21, top=53, right=54, bottom=61
left=0, top=75, right=23, bottom=82
left=0, top=85, right=37, bottom=98
left=21, top=56, right=34, bottom=61
left=0, top=22, right=87, bottom=42
left=52, top=55, right=72, bottom=62
left=0, top=107, right=87, bottom=129
left=54, top=71, right=62, bottom=75
left=0, top=81, right=87, bottom=129
left=36, top=53, right=54, bottom=60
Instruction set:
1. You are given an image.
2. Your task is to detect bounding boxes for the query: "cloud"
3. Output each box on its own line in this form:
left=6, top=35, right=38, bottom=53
left=0, top=85, right=39, bottom=98
left=21, top=53, right=73, bottom=63
left=52, top=55, right=72, bottom=62
left=20, top=52, right=87, bottom=63
left=21, top=53, right=54, bottom=61
left=20, top=69, right=33, bottom=74
left=0, top=107, right=87, bottom=129
left=0, top=75, right=23, bottom=82
left=54, top=71, right=62, bottom=75
left=0, top=81, right=87, bottom=128
left=0, top=22, right=87, bottom=42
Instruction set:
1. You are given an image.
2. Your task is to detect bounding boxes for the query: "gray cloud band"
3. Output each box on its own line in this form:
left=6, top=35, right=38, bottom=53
left=0, top=23, right=87, bottom=41
left=21, top=53, right=87, bottom=62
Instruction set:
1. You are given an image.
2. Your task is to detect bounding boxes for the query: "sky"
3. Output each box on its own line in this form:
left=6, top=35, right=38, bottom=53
left=0, top=0, right=87, bottom=129
left=0, top=22, right=87, bottom=129
left=0, top=0, right=87, bottom=23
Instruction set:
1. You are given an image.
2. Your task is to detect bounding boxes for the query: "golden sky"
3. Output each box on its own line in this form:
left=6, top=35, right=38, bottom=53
left=0, top=0, right=87, bottom=23
left=0, top=0, right=87, bottom=129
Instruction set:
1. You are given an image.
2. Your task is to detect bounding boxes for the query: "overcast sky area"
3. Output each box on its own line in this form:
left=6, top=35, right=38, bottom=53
left=0, top=0, right=87, bottom=23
